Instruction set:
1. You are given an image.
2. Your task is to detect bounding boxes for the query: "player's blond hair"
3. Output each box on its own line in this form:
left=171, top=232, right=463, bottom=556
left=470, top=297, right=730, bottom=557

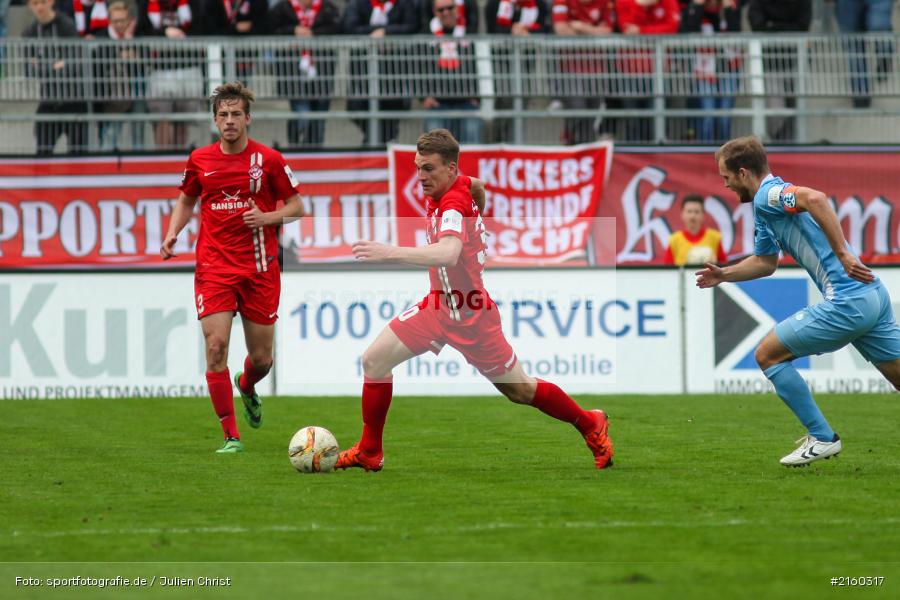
left=417, top=129, right=460, bottom=165
left=210, top=82, right=255, bottom=115
left=715, top=136, right=769, bottom=176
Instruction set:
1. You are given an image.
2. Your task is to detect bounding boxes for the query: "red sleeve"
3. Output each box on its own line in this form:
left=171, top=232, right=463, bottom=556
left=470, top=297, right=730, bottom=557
left=178, top=152, right=202, bottom=197
left=641, top=0, right=680, bottom=34
left=551, top=0, right=571, bottom=24
left=617, top=0, right=680, bottom=33
left=437, top=191, right=470, bottom=241
left=717, top=241, right=727, bottom=264
left=615, top=0, right=637, bottom=29
left=267, top=151, right=303, bottom=201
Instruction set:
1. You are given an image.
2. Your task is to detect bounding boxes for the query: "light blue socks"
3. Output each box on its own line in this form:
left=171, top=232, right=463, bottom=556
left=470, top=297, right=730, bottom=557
left=764, top=362, right=836, bottom=442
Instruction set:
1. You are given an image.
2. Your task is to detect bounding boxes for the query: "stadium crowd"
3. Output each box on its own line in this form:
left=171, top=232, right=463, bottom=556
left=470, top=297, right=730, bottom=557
left=0, top=0, right=896, bottom=152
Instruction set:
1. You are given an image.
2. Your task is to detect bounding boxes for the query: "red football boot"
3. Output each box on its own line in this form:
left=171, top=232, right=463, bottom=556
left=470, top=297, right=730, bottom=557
left=583, top=410, right=614, bottom=469
left=335, top=444, right=384, bottom=472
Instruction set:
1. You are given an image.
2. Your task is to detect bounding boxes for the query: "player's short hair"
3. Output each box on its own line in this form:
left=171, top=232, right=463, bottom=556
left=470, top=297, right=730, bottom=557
left=417, top=129, right=460, bottom=165
left=210, top=82, right=255, bottom=115
left=715, top=136, right=769, bottom=176
left=681, top=194, right=704, bottom=210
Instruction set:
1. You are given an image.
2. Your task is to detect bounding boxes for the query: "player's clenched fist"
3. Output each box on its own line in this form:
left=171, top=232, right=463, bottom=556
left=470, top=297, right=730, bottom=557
left=160, top=235, right=178, bottom=260
left=352, top=240, right=393, bottom=262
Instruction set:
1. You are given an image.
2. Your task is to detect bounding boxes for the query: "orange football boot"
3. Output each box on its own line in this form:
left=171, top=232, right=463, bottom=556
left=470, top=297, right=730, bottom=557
left=335, top=444, right=384, bottom=472
left=583, top=410, right=614, bottom=469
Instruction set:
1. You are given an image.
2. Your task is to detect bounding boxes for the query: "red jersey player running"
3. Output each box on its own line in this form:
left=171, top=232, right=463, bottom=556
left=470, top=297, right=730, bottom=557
left=337, top=129, right=613, bottom=471
left=160, top=82, right=304, bottom=453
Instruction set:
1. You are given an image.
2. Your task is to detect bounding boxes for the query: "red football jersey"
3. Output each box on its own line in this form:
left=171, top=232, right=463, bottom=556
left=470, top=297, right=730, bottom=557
left=552, top=0, right=616, bottom=27
left=423, top=174, right=491, bottom=325
left=179, top=139, right=301, bottom=275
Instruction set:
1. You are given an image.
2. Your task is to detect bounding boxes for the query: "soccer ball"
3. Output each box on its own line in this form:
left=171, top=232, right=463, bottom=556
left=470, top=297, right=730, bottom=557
left=289, top=426, right=339, bottom=473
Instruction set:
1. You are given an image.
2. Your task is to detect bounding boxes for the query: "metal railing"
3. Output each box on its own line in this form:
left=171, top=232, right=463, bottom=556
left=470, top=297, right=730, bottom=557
left=0, top=33, right=898, bottom=153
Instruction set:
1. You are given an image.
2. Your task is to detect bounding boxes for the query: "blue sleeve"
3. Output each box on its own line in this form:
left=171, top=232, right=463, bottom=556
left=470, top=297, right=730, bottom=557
left=754, top=214, right=779, bottom=256
left=756, top=181, right=798, bottom=218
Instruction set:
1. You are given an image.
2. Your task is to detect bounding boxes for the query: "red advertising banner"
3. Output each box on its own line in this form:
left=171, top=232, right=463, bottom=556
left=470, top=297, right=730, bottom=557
left=0, top=153, right=388, bottom=269
left=4, top=147, right=898, bottom=269
left=390, top=142, right=614, bottom=266
left=598, top=148, right=900, bottom=266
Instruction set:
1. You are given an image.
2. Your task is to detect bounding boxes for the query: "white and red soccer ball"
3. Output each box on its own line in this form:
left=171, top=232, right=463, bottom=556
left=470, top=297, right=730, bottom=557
left=288, top=426, right=339, bottom=473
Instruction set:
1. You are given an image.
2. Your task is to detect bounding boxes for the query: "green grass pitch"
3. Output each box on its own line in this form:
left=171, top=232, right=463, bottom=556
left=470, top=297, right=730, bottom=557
left=2, top=394, right=899, bottom=599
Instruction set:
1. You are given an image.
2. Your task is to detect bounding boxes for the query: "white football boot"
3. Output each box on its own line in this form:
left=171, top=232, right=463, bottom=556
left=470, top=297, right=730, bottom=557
left=780, top=433, right=842, bottom=467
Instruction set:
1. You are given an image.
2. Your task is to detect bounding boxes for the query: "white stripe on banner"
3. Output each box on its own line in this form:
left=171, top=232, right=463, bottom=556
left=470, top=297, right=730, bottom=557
left=295, top=169, right=387, bottom=183
left=0, top=169, right=388, bottom=189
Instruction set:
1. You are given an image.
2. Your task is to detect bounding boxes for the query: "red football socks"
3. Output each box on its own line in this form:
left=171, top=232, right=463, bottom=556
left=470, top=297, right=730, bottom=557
left=238, top=355, right=269, bottom=394
left=530, top=378, right=594, bottom=435
left=206, top=369, right=239, bottom=439
left=359, top=376, right=393, bottom=455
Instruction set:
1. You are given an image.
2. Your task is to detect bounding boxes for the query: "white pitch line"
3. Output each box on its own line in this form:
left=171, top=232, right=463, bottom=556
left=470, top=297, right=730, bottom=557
left=8, top=517, right=900, bottom=540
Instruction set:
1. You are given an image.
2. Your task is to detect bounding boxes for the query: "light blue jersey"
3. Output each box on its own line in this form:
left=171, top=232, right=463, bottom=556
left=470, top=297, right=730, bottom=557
left=753, top=174, right=900, bottom=365
left=753, top=174, right=874, bottom=300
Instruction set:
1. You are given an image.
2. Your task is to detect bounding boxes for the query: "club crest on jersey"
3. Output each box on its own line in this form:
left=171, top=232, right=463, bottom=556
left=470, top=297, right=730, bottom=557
left=249, top=152, right=264, bottom=194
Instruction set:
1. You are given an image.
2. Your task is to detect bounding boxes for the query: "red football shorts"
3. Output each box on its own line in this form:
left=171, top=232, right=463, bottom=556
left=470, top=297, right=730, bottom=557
left=194, top=267, right=281, bottom=325
left=389, top=298, right=517, bottom=376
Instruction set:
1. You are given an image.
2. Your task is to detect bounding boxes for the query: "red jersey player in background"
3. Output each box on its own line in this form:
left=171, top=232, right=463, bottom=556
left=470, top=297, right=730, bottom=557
left=338, top=129, right=613, bottom=471
left=160, top=82, right=304, bottom=453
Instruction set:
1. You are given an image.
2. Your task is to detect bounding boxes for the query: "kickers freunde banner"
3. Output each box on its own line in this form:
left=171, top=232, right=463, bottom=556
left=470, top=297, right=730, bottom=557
left=389, top=142, right=614, bottom=266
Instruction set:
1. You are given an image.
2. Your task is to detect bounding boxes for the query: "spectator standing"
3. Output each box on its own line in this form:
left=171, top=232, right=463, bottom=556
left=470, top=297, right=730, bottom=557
left=418, top=0, right=478, bottom=32
left=269, top=0, right=342, bottom=146
left=680, top=0, right=742, bottom=142
left=137, top=0, right=205, bottom=150
left=420, top=0, right=482, bottom=143
left=93, top=0, right=147, bottom=150
left=485, top=0, right=550, bottom=142
left=835, top=0, right=894, bottom=109
left=616, top=0, right=680, bottom=142
left=748, top=0, right=811, bottom=141
left=663, top=194, right=727, bottom=265
left=343, top=0, right=420, bottom=145
left=203, top=0, right=268, bottom=35
left=203, top=0, right=269, bottom=80
left=24, top=0, right=88, bottom=155
left=551, top=0, right=616, bottom=145
left=56, top=0, right=110, bottom=37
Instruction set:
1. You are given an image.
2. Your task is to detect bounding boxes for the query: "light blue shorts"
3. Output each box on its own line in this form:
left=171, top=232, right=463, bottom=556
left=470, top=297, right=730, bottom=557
left=775, top=283, right=900, bottom=364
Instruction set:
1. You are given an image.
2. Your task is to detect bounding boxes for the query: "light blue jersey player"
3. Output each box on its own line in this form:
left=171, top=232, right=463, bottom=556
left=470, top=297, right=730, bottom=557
left=697, top=136, right=900, bottom=467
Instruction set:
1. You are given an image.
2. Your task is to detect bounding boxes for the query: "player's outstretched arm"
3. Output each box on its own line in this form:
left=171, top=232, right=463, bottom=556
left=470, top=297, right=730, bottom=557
left=352, top=236, right=463, bottom=268
left=791, top=186, right=875, bottom=284
left=695, top=254, right=778, bottom=288
left=470, top=178, right=486, bottom=213
left=160, top=192, right=198, bottom=259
